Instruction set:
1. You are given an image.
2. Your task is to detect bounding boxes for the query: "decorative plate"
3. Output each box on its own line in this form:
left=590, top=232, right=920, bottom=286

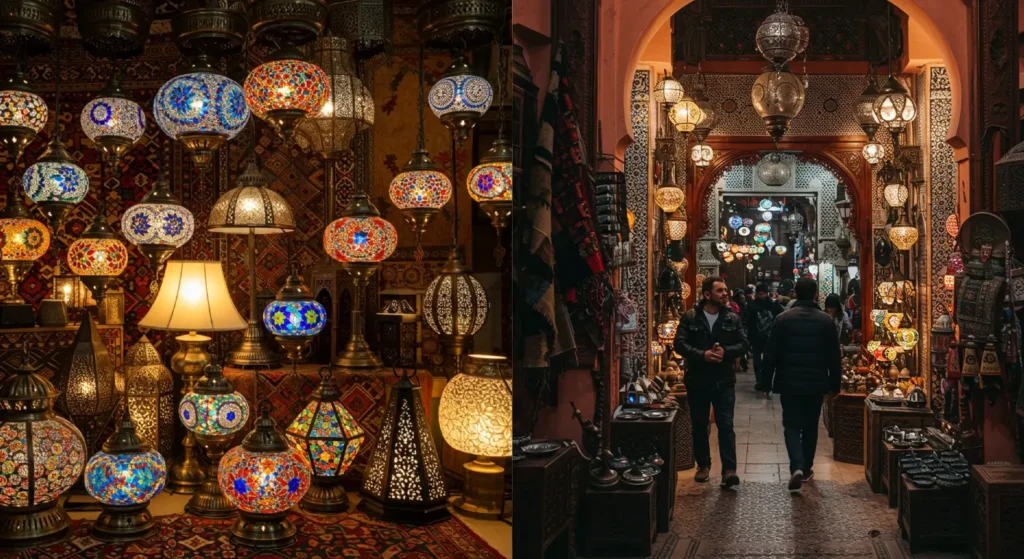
left=522, top=441, right=561, bottom=457
left=642, top=410, right=671, bottom=420
left=616, top=409, right=641, bottom=420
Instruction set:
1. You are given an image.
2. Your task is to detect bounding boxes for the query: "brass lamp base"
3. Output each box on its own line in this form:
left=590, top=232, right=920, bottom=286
left=266, top=109, right=306, bottom=142
left=402, top=208, right=437, bottom=239
left=450, top=457, right=505, bottom=517
left=230, top=511, right=296, bottom=548
left=37, top=201, right=74, bottom=232
left=169, top=333, right=211, bottom=494
left=0, top=502, right=71, bottom=549
left=228, top=320, right=280, bottom=368
left=333, top=336, right=383, bottom=369
left=138, top=244, right=176, bottom=271
left=300, top=478, right=349, bottom=514
left=478, top=200, right=511, bottom=232
left=335, top=262, right=382, bottom=369
left=91, top=502, right=154, bottom=542
left=80, top=275, right=116, bottom=304
left=179, top=132, right=226, bottom=171
left=187, top=433, right=237, bottom=519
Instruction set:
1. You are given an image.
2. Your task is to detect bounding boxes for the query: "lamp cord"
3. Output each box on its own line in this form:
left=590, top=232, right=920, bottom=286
left=417, top=43, right=425, bottom=151
left=54, top=48, right=62, bottom=139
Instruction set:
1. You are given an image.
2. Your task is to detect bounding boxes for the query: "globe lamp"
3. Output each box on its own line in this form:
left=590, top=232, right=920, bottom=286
left=0, top=67, right=47, bottom=163
left=862, top=141, right=885, bottom=165
left=467, top=136, right=512, bottom=233
left=428, top=56, right=493, bottom=143
left=22, top=135, right=88, bottom=230
left=67, top=211, right=128, bottom=303
left=423, top=250, right=490, bottom=375
left=751, top=69, right=805, bottom=143
left=244, top=45, right=329, bottom=141
left=889, top=214, right=919, bottom=251
left=883, top=179, right=909, bottom=207
left=0, top=196, right=50, bottom=304
left=652, top=71, right=683, bottom=105
left=80, top=74, right=145, bottom=164
left=669, top=96, right=701, bottom=134
left=121, top=163, right=195, bottom=270
left=263, top=269, right=327, bottom=362
left=873, top=75, right=917, bottom=136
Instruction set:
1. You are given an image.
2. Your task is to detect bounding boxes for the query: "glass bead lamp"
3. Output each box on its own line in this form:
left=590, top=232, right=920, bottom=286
left=121, top=163, right=195, bottom=270
left=873, top=75, right=917, bottom=136
left=85, top=419, right=167, bottom=542
left=862, top=141, right=885, bottom=165
left=467, top=136, right=512, bottom=233
left=285, top=367, right=365, bottom=513
left=889, top=214, right=919, bottom=251
left=125, top=334, right=175, bottom=460
left=263, top=270, right=327, bottom=361
left=67, top=211, right=129, bottom=303
left=654, top=185, right=684, bottom=213
left=180, top=361, right=250, bottom=519
left=751, top=69, right=805, bottom=143
left=428, top=56, right=493, bottom=143
left=22, top=135, right=89, bottom=230
left=423, top=250, right=490, bottom=374
left=220, top=403, right=311, bottom=548
left=652, top=71, right=683, bottom=105
left=883, top=180, right=909, bottom=207
left=0, top=196, right=50, bottom=304
left=243, top=45, right=329, bottom=141
left=669, top=96, right=701, bottom=134
left=439, top=355, right=512, bottom=516
left=0, top=67, right=47, bottom=163
left=0, top=349, right=86, bottom=547
left=80, top=74, right=146, bottom=164
left=691, top=142, right=714, bottom=167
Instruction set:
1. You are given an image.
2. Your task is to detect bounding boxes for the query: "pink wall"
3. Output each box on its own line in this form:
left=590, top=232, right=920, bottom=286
left=531, top=368, right=597, bottom=453
left=512, top=0, right=552, bottom=116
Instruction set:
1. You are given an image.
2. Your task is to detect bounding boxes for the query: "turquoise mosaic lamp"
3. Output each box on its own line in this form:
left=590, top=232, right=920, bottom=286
left=262, top=269, right=326, bottom=362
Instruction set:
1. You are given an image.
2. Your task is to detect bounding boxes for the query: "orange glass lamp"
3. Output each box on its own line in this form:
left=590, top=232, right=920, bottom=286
left=467, top=137, right=512, bottom=233
left=66, top=211, right=128, bottom=304
left=0, top=195, right=50, bottom=304
left=438, top=355, right=511, bottom=516
left=243, top=45, right=329, bottom=141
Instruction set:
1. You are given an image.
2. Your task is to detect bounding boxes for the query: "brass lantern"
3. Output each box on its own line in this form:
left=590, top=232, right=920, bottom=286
left=872, top=75, right=917, bottom=135
left=862, top=141, right=885, bottom=165
left=669, top=96, right=701, bottom=134
left=56, top=314, right=121, bottom=454
left=757, top=152, right=791, bottom=186
left=854, top=78, right=881, bottom=138
left=75, top=0, right=156, bottom=59
left=423, top=251, right=490, bottom=375
left=755, top=8, right=804, bottom=66
left=125, top=334, right=175, bottom=460
left=328, top=0, right=394, bottom=56
left=417, top=0, right=504, bottom=48
left=751, top=69, right=805, bottom=144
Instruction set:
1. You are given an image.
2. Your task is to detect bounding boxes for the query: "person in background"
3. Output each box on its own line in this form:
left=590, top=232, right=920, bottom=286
left=674, top=277, right=749, bottom=488
left=824, top=293, right=853, bottom=345
left=761, top=277, right=842, bottom=491
left=746, top=283, right=785, bottom=398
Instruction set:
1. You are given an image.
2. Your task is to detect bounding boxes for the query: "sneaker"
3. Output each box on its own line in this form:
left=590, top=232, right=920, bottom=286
left=802, top=470, right=814, bottom=483
left=695, top=466, right=710, bottom=483
left=721, top=471, right=740, bottom=488
left=788, top=470, right=804, bottom=491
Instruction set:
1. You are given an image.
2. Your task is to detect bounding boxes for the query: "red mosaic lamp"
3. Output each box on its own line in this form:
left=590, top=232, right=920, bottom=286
left=243, top=45, right=329, bottom=141
left=0, top=65, right=47, bottom=164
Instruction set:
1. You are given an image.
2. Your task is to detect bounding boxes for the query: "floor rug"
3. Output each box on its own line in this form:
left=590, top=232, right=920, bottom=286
left=0, top=510, right=504, bottom=559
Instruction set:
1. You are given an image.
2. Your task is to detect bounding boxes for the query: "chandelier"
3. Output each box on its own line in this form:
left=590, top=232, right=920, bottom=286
left=669, top=95, right=701, bottom=134
left=758, top=152, right=790, bottom=186
left=429, top=56, right=493, bottom=143
left=244, top=46, right=329, bottom=141
left=873, top=75, right=917, bottom=136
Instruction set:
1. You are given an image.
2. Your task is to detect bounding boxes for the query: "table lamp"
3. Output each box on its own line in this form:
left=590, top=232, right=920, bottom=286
left=138, top=261, right=247, bottom=494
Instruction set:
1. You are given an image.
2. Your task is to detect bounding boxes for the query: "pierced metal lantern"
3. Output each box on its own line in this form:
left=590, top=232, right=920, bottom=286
left=0, top=67, right=47, bottom=163
left=295, top=35, right=374, bottom=157
left=75, top=0, right=155, bottom=59
left=691, top=142, right=713, bottom=167
left=171, top=0, right=247, bottom=59
left=889, top=214, right=919, bottom=251
left=0, top=0, right=61, bottom=55
left=758, top=152, right=791, bottom=186
left=359, top=369, right=449, bottom=524
left=652, top=71, right=683, bottom=105
left=423, top=251, right=490, bottom=371
left=328, top=0, right=393, bottom=57
left=263, top=270, right=327, bottom=361
left=23, top=136, right=89, bottom=230
left=755, top=9, right=804, bottom=66
left=67, top=212, right=129, bottom=303
left=121, top=166, right=195, bottom=269
left=467, top=136, right=512, bottom=232
left=429, top=56, right=493, bottom=143
left=285, top=367, right=365, bottom=513
left=417, top=0, right=504, bottom=48
left=872, top=75, right=917, bottom=134
left=855, top=78, right=881, bottom=138
left=862, top=141, right=885, bottom=165
left=247, top=0, right=326, bottom=46
left=56, top=314, right=120, bottom=455
left=125, top=335, right=174, bottom=460
left=0, top=349, right=86, bottom=547
left=244, top=46, right=330, bottom=141
left=80, top=74, right=146, bottom=164
left=751, top=69, right=805, bottom=144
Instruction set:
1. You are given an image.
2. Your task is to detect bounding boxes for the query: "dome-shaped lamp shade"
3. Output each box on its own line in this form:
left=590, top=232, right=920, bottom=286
left=883, top=181, right=909, bottom=207
left=179, top=391, right=250, bottom=437
left=669, top=98, right=701, bottom=133
left=295, top=35, right=375, bottom=155
left=438, top=356, right=512, bottom=457
left=67, top=238, right=129, bottom=276
left=324, top=216, right=398, bottom=263
left=243, top=58, right=329, bottom=139
left=208, top=183, right=296, bottom=234
left=889, top=220, right=919, bottom=251
left=22, top=147, right=89, bottom=205
left=423, top=255, right=489, bottom=338
left=125, top=335, right=175, bottom=460
left=0, top=218, right=50, bottom=260
left=751, top=70, right=805, bottom=143
left=872, top=76, right=917, bottom=132
left=467, top=158, right=511, bottom=203
left=654, top=185, right=684, bottom=213
left=85, top=449, right=166, bottom=506
left=121, top=204, right=195, bottom=248
left=154, top=72, right=249, bottom=168
left=0, top=89, right=48, bottom=132
left=81, top=96, right=146, bottom=145
left=390, top=167, right=453, bottom=210
left=0, top=419, right=86, bottom=508
left=428, top=57, right=493, bottom=140
left=287, top=397, right=364, bottom=478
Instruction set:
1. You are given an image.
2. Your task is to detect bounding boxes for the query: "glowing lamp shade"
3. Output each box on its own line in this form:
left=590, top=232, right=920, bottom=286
left=889, top=223, right=919, bottom=251
left=295, top=36, right=374, bottom=155
left=138, top=261, right=247, bottom=332
left=862, top=142, right=885, bottom=165
left=884, top=312, right=904, bottom=333
left=208, top=182, right=296, bottom=234
left=883, top=181, right=909, bottom=207
left=121, top=204, right=195, bottom=248
left=22, top=146, right=89, bottom=205
left=653, top=73, right=684, bottom=104
left=895, top=328, right=920, bottom=351
left=67, top=238, right=129, bottom=276
left=390, top=168, right=453, bottom=209
left=81, top=96, right=146, bottom=145
left=944, top=273, right=956, bottom=291
left=651, top=340, right=664, bottom=356
left=654, top=185, right=684, bottom=213
left=153, top=72, right=249, bottom=168
left=423, top=254, right=489, bottom=338
left=264, top=300, right=326, bottom=338
left=85, top=441, right=166, bottom=507
left=945, top=214, right=959, bottom=237
left=669, top=97, right=701, bottom=133
left=872, top=75, right=917, bottom=131
left=0, top=90, right=47, bottom=133
left=243, top=59, right=328, bottom=120
left=428, top=57, right=493, bottom=138
left=690, top=142, right=714, bottom=167
left=0, top=217, right=50, bottom=261
left=467, top=158, right=512, bottom=203
left=179, top=391, right=250, bottom=437
left=657, top=320, right=678, bottom=341
left=324, top=216, right=398, bottom=263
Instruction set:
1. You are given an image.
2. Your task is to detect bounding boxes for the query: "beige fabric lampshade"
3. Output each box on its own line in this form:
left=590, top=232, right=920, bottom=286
left=138, top=261, right=246, bottom=332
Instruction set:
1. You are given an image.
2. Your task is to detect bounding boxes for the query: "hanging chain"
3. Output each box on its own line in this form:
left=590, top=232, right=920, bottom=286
left=450, top=131, right=459, bottom=251
left=417, top=43, right=426, bottom=150
left=54, top=46, right=62, bottom=139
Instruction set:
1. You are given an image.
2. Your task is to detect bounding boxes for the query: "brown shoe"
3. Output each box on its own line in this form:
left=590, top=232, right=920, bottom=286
left=695, top=466, right=710, bottom=483
left=721, top=470, right=740, bottom=488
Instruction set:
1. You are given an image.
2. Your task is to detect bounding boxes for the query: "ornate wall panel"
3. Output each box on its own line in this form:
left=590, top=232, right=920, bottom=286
left=624, top=69, right=650, bottom=371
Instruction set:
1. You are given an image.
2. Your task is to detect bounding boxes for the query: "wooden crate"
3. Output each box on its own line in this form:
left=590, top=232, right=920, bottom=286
left=898, top=474, right=969, bottom=554
left=611, top=407, right=677, bottom=532
left=581, top=484, right=656, bottom=557
left=832, top=393, right=866, bottom=464
left=864, top=399, right=933, bottom=492
left=970, top=464, right=1024, bottom=559
left=880, top=442, right=932, bottom=508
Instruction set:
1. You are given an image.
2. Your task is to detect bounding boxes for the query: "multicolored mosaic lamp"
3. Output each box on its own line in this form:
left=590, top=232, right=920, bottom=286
left=23, top=135, right=89, bottom=231
left=243, top=45, right=329, bottom=141
left=84, top=418, right=167, bottom=542
left=0, top=195, right=51, bottom=304
left=125, top=334, right=175, bottom=460
left=67, top=210, right=129, bottom=303
left=0, top=66, right=47, bottom=163
left=180, top=361, right=250, bottom=518
left=467, top=136, right=512, bottom=234
left=263, top=269, right=326, bottom=361
left=285, top=367, right=365, bottom=513
left=220, top=402, right=311, bottom=548
left=0, top=347, right=86, bottom=547
left=80, top=73, right=146, bottom=165
left=428, top=56, right=493, bottom=143
left=121, top=148, right=195, bottom=269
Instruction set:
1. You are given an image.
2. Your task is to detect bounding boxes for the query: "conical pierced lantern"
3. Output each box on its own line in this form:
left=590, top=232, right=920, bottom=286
left=56, top=314, right=121, bottom=455
left=423, top=251, right=489, bottom=374
left=23, top=136, right=89, bottom=230
left=125, top=335, right=175, bottom=460
left=428, top=56, right=493, bottom=143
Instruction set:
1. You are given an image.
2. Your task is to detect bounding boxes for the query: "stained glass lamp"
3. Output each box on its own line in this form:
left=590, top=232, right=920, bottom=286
left=243, top=45, right=329, bottom=141
left=121, top=163, right=195, bottom=270
left=467, top=136, right=512, bottom=233
left=85, top=419, right=167, bottom=542
left=428, top=56, right=493, bottom=143
left=423, top=251, right=490, bottom=375
left=180, top=361, right=250, bottom=519
left=22, top=135, right=89, bottom=230
left=691, top=142, right=714, bottom=167
left=359, top=368, right=448, bottom=524
left=0, top=196, right=50, bottom=304
left=67, top=211, right=129, bottom=303
left=263, top=270, right=327, bottom=361
left=665, top=211, right=687, bottom=241
left=80, top=74, right=146, bottom=164
left=56, top=314, right=120, bottom=454
left=0, top=67, right=47, bottom=163
left=654, top=185, right=684, bottom=213
left=125, top=334, right=175, bottom=460
left=438, top=355, right=511, bottom=516
left=154, top=65, right=249, bottom=170
left=220, top=403, right=311, bottom=548
left=872, top=75, right=917, bottom=136
left=285, top=367, right=365, bottom=513
left=0, top=348, right=86, bottom=547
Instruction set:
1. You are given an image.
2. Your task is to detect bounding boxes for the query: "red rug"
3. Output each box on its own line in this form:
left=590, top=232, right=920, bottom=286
left=0, top=511, right=506, bottom=559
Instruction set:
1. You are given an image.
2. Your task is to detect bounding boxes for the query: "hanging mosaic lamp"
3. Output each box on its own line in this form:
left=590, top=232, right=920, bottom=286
left=285, top=367, right=365, bottom=513
left=888, top=213, right=919, bottom=251
left=22, top=135, right=89, bottom=230
left=883, top=179, right=909, bottom=207
left=220, top=403, right=311, bottom=547
left=716, top=241, right=729, bottom=252
left=0, top=195, right=51, bottom=303
left=0, top=66, right=47, bottom=163
left=244, top=45, right=329, bottom=141
left=81, top=73, right=146, bottom=164
left=653, top=71, right=683, bottom=105
left=691, top=142, right=714, bottom=167
left=121, top=161, right=195, bottom=270
left=751, top=69, right=805, bottom=143
left=895, top=328, right=920, bottom=351
left=669, top=95, right=701, bottom=134
left=263, top=269, right=327, bottom=361
left=945, top=214, right=959, bottom=238
left=654, top=184, right=685, bottom=213
left=428, top=56, right=493, bottom=143
left=765, top=238, right=776, bottom=250
left=467, top=136, right=512, bottom=232
left=664, top=211, right=687, bottom=241
left=67, top=211, right=129, bottom=303
left=56, top=314, right=120, bottom=455
left=0, top=348, right=86, bottom=547
left=862, top=141, right=885, bottom=165
left=758, top=152, right=791, bottom=186
left=125, top=334, right=175, bottom=460
left=872, top=75, right=917, bottom=135
left=776, top=245, right=787, bottom=255
left=359, top=368, right=448, bottom=524
left=84, top=418, right=167, bottom=542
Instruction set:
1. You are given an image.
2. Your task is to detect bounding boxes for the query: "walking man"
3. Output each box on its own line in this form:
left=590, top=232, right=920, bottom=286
left=674, top=276, right=749, bottom=488
left=761, top=277, right=842, bottom=491
left=746, top=283, right=784, bottom=398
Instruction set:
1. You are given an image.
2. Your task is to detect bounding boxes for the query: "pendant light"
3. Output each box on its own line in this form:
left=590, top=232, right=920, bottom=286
left=81, top=70, right=146, bottom=165
left=428, top=55, right=493, bottom=143
left=872, top=5, right=916, bottom=140
left=691, top=71, right=717, bottom=142
left=0, top=186, right=51, bottom=304
left=66, top=165, right=129, bottom=304
left=244, top=44, right=329, bottom=141
left=889, top=212, right=919, bottom=251
left=652, top=70, right=683, bottom=105
left=263, top=269, right=327, bottom=362
left=0, top=64, right=47, bottom=163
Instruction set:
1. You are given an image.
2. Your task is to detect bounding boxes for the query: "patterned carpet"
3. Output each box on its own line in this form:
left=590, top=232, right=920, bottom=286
left=0, top=511, right=504, bottom=559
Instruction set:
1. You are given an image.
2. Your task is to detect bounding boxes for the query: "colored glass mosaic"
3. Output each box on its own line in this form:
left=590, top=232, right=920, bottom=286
left=0, top=418, right=86, bottom=507
left=218, top=446, right=311, bottom=514
left=154, top=72, right=249, bottom=140
left=23, top=160, right=89, bottom=204
left=179, top=391, right=250, bottom=437
left=0, top=90, right=47, bottom=132
left=728, top=215, right=742, bottom=229
left=243, top=60, right=329, bottom=120
left=0, top=218, right=50, bottom=261
left=81, top=97, right=146, bottom=143
left=286, top=400, right=365, bottom=477
left=389, top=169, right=453, bottom=210
left=67, top=238, right=129, bottom=276
left=428, top=73, right=493, bottom=119
left=263, top=300, right=327, bottom=338
left=323, top=216, right=398, bottom=263
left=84, top=450, right=166, bottom=506
left=121, top=203, right=195, bottom=247
left=467, top=161, right=512, bottom=203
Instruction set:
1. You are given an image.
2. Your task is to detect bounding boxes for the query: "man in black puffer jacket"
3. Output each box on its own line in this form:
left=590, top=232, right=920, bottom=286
left=761, top=277, right=842, bottom=491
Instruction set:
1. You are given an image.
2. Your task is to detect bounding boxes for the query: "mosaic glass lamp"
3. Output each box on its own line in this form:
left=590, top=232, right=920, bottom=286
left=872, top=75, right=917, bottom=135
left=0, top=348, right=86, bottom=547
left=654, top=185, right=684, bottom=213
left=154, top=64, right=250, bottom=170
left=862, top=141, right=885, bottom=165
left=467, top=136, right=512, bottom=234
left=180, top=361, right=250, bottom=519
left=80, top=73, right=146, bottom=164
left=121, top=162, right=195, bottom=270
left=889, top=214, right=919, bottom=251
left=84, top=419, right=167, bottom=542
left=423, top=250, right=490, bottom=375
left=751, top=69, right=805, bottom=143
left=359, top=368, right=448, bottom=524
left=428, top=56, right=493, bottom=143
left=67, top=211, right=129, bottom=303
left=220, top=403, right=311, bottom=548
left=690, top=142, right=714, bottom=167
left=652, top=71, right=683, bottom=105
left=883, top=179, right=909, bottom=207
left=263, top=269, right=327, bottom=361
left=669, top=96, right=701, bottom=134
left=243, top=45, right=329, bottom=141
left=22, top=135, right=89, bottom=230
left=0, top=67, right=47, bottom=163
left=0, top=196, right=51, bottom=304
left=56, top=314, right=120, bottom=454
left=125, top=334, right=175, bottom=460
left=439, top=354, right=511, bottom=516
left=285, top=367, right=365, bottom=513
left=665, top=211, right=687, bottom=241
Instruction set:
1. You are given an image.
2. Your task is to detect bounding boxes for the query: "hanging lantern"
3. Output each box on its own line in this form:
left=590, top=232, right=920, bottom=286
left=854, top=78, right=881, bottom=138
left=0, top=67, right=47, bottom=162
left=690, top=142, right=714, bottom=167
left=286, top=367, right=365, bottom=513
left=654, top=185, right=685, bottom=213
left=84, top=419, right=167, bottom=542
left=247, top=0, right=325, bottom=47
left=428, top=56, right=493, bottom=143
left=758, top=152, right=791, bottom=186
left=669, top=96, right=701, bottom=133
left=671, top=257, right=689, bottom=280
left=755, top=7, right=804, bottom=66
left=53, top=262, right=94, bottom=309
left=652, top=71, right=684, bottom=105
left=664, top=211, right=687, bottom=241
left=0, top=196, right=51, bottom=304
left=691, top=78, right=717, bottom=142
left=75, top=0, right=155, bottom=59
left=716, top=241, right=729, bottom=252
left=22, top=136, right=89, bottom=230
left=751, top=69, right=805, bottom=143
left=67, top=212, right=129, bottom=303
left=872, top=75, right=917, bottom=134
left=862, top=141, right=885, bottom=165
left=466, top=136, right=512, bottom=232
left=121, top=165, right=195, bottom=269
left=883, top=180, right=909, bottom=207
left=244, top=46, right=330, bottom=141
left=423, top=251, right=490, bottom=359
left=56, top=314, right=120, bottom=454
left=889, top=214, right=919, bottom=251
left=328, top=0, right=393, bottom=56
left=728, top=215, right=742, bottom=230
left=81, top=74, right=146, bottom=164
left=895, top=328, right=920, bottom=351
left=765, top=238, right=776, bottom=250
left=125, top=334, right=175, bottom=460
left=0, top=0, right=61, bottom=56
left=681, top=282, right=691, bottom=300
left=776, top=245, right=787, bottom=255
left=263, top=270, right=327, bottom=361
left=627, top=209, right=636, bottom=231
left=944, top=271, right=956, bottom=291
left=931, top=313, right=955, bottom=355
left=359, top=369, right=449, bottom=524
left=746, top=262, right=754, bottom=271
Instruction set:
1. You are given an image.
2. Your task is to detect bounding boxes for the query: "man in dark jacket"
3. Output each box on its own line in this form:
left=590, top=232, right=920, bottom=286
left=761, top=277, right=842, bottom=491
left=746, top=283, right=785, bottom=397
left=674, top=276, right=749, bottom=487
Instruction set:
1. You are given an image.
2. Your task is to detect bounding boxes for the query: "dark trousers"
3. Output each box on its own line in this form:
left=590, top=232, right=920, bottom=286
left=780, top=393, right=824, bottom=474
left=752, top=344, right=766, bottom=389
left=688, top=383, right=737, bottom=474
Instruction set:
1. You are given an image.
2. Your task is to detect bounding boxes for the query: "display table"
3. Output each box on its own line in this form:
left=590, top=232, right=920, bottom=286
left=610, top=407, right=677, bottom=532
left=512, top=442, right=584, bottom=559
left=970, top=464, right=1024, bottom=559
left=898, top=474, right=969, bottom=554
left=880, top=442, right=932, bottom=508
left=832, top=393, right=866, bottom=464
left=864, top=399, right=933, bottom=492
left=581, top=484, right=656, bottom=557
left=0, top=323, right=124, bottom=382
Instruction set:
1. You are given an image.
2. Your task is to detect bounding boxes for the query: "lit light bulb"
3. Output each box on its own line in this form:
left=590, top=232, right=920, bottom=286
left=182, top=280, right=203, bottom=302
left=320, top=101, right=334, bottom=116
left=190, top=99, right=204, bottom=110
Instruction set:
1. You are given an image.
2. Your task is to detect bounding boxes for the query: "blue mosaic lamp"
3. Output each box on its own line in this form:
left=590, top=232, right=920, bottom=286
left=120, top=154, right=195, bottom=269
left=80, top=73, right=146, bottom=164
left=23, top=136, right=88, bottom=231
left=263, top=269, right=326, bottom=362
left=84, top=418, right=167, bottom=542
left=428, top=56, right=492, bottom=143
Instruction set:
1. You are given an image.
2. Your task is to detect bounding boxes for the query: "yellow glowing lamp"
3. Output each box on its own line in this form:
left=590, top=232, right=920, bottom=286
left=654, top=185, right=685, bottom=213
left=669, top=97, right=702, bottom=133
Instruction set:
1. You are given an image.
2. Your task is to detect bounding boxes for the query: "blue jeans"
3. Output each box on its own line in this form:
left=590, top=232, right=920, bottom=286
left=688, top=383, right=737, bottom=474
left=781, top=394, right=824, bottom=474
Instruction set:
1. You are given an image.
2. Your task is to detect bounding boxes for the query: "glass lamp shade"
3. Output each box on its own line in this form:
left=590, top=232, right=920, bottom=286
left=285, top=371, right=365, bottom=478
left=758, top=152, right=791, bottom=186
left=889, top=221, right=919, bottom=251
left=208, top=165, right=296, bottom=233
left=0, top=417, right=85, bottom=507
left=179, top=391, right=250, bottom=437
left=438, top=355, right=512, bottom=458
left=467, top=138, right=513, bottom=203
left=691, top=142, right=714, bottom=167
left=219, top=410, right=311, bottom=515
left=324, top=216, right=398, bottom=263
left=22, top=138, right=89, bottom=206
left=67, top=238, right=129, bottom=276
left=85, top=445, right=166, bottom=506
left=872, top=75, right=917, bottom=132
left=243, top=57, right=329, bottom=137
left=390, top=164, right=453, bottom=210
left=294, top=35, right=374, bottom=155
left=855, top=80, right=881, bottom=137
left=423, top=252, right=489, bottom=338
left=738, top=226, right=751, bottom=237
left=895, top=328, right=920, bottom=351
left=153, top=71, right=249, bottom=168
left=665, top=215, right=687, bottom=241
left=653, top=74, right=684, bottom=105
left=884, top=312, right=904, bottom=333
left=121, top=203, right=195, bottom=248
left=125, top=335, right=175, bottom=460
left=883, top=181, right=909, bottom=207
left=776, top=245, right=787, bottom=255
left=0, top=89, right=47, bottom=134
left=654, top=185, right=685, bottom=213
left=669, top=98, right=701, bottom=133
left=428, top=57, right=493, bottom=139
left=862, top=142, right=885, bottom=165
left=81, top=96, right=146, bottom=147
left=751, top=69, right=805, bottom=143
left=944, top=273, right=956, bottom=291
left=263, top=300, right=327, bottom=338
left=945, top=214, right=959, bottom=237
left=0, top=217, right=50, bottom=260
